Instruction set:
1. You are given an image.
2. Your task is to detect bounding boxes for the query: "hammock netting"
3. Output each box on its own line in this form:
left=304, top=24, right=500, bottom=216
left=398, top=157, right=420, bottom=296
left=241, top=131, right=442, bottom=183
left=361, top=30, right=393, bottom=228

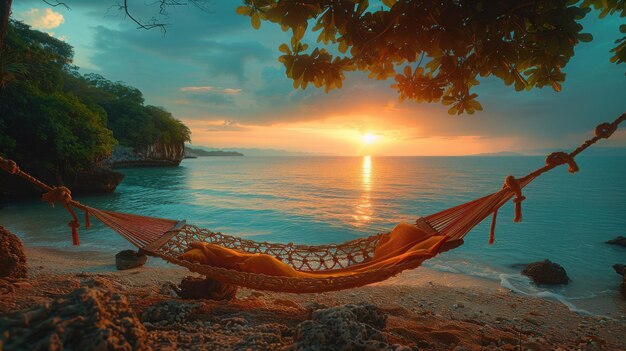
left=1, top=113, right=624, bottom=293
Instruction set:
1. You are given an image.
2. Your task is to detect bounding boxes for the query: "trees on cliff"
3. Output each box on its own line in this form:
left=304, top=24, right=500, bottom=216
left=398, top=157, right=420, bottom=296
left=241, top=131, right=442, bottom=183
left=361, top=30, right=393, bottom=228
left=64, top=73, right=191, bottom=149
left=0, top=21, right=190, bottom=178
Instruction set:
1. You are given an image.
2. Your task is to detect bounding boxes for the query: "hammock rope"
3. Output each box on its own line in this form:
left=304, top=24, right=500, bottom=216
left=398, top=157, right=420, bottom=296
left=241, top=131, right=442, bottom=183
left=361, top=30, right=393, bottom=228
left=0, top=112, right=624, bottom=293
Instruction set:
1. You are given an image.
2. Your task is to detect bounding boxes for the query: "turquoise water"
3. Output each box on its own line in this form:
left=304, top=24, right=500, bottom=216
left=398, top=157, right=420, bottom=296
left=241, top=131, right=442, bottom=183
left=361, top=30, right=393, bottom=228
left=1, top=156, right=625, bottom=312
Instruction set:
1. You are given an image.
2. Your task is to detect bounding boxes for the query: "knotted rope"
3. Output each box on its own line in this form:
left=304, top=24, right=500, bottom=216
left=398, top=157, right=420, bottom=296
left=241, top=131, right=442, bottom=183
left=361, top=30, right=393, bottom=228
left=489, top=175, right=524, bottom=244
left=0, top=159, right=19, bottom=174
left=0, top=157, right=91, bottom=246
left=546, top=152, right=579, bottom=173
left=487, top=112, right=625, bottom=244
left=41, top=186, right=90, bottom=245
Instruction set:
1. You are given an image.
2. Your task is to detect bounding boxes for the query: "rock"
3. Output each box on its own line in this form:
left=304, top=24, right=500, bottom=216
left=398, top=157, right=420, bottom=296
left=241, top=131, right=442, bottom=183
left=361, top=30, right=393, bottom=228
left=522, top=259, right=570, bottom=285
left=290, top=303, right=409, bottom=351
left=142, top=300, right=199, bottom=326
left=115, top=250, right=147, bottom=270
left=0, top=166, right=123, bottom=197
left=235, top=332, right=284, bottom=350
left=0, top=226, right=28, bottom=279
left=0, top=287, right=148, bottom=350
left=184, top=146, right=198, bottom=159
left=176, top=276, right=238, bottom=301
left=606, top=236, right=626, bottom=247
left=104, top=142, right=185, bottom=168
left=613, top=264, right=626, bottom=298
left=159, top=281, right=180, bottom=297
left=614, top=264, right=626, bottom=276
left=70, top=166, right=124, bottom=193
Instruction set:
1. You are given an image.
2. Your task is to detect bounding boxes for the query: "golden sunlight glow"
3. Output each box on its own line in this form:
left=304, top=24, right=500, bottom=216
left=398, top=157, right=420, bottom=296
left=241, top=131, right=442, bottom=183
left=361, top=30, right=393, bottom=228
left=362, top=133, right=378, bottom=145
left=353, top=156, right=373, bottom=225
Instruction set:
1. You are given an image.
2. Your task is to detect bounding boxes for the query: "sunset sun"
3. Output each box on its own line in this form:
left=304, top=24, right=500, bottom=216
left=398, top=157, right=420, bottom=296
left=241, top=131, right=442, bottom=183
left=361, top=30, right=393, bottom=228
left=362, top=133, right=378, bottom=145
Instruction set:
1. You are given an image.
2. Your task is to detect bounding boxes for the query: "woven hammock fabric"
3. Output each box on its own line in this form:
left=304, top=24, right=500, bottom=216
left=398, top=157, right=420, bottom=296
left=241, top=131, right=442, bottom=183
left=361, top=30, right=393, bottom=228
left=82, top=180, right=525, bottom=293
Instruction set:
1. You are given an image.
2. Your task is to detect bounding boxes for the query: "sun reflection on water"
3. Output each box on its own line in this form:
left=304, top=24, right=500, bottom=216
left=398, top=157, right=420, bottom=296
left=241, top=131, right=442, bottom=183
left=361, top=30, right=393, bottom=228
left=353, top=155, right=373, bottom=225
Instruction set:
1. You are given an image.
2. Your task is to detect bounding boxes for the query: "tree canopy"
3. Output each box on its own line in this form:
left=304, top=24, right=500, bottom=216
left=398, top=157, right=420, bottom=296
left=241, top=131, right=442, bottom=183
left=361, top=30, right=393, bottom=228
left=64, top=73, right=191, bottom=149
left=236, top=0, right=626, bottom=114
left=0, top=21, right=115, bottom=174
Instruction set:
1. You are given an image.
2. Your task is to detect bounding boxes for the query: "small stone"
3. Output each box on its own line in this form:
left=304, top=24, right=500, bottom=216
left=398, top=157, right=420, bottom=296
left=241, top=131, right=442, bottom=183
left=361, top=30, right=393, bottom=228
left=606, top=236, right=626, bottom=247
left=612, top=264, right=626, bottom=299
left=177, top=276, right=238, bottom=300
left=522, top=259, right=570, bottom=285
left=115, top=250, right=147, bottom=270
left=613, top=264, right=626, bottom=276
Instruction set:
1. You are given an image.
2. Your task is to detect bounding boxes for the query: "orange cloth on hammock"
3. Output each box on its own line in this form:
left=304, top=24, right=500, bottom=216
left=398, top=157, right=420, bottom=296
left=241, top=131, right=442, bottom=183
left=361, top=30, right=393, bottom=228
left=179, top=222, right=448, bottom=278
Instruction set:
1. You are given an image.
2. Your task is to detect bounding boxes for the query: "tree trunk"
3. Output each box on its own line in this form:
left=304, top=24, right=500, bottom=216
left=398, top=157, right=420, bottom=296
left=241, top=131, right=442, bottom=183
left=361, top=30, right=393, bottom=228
left=0, top=0, right=12, bottom=53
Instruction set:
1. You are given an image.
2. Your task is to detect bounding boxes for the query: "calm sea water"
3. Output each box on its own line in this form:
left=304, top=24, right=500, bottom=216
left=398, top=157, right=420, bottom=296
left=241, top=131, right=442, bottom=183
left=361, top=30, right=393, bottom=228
left=2, top=156, right=625, bottom=313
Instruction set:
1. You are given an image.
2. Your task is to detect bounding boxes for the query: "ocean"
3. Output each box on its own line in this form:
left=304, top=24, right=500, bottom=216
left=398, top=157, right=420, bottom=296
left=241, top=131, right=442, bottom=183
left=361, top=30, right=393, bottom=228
left=2, top=156, right=625, bottom=314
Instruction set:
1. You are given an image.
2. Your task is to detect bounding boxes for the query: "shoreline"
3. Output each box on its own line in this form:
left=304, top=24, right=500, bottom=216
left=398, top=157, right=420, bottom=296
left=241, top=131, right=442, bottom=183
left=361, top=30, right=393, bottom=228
left=20, top=244, right=626, bottom=317
left=2, top=245, right=625, bottom=350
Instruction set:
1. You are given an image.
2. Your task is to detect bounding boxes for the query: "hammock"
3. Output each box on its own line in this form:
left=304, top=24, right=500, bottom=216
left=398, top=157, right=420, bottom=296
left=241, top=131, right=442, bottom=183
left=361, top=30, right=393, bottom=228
left=0, top=114, right=624, bottom=293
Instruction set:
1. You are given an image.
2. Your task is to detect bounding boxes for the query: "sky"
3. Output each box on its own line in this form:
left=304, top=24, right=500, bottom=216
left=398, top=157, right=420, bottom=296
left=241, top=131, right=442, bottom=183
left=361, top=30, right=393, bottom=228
left=11, top=1, right=626, bottom=156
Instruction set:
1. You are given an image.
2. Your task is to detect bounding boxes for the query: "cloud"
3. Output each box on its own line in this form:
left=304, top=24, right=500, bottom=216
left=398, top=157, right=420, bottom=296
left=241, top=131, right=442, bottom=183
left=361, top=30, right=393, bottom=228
left=180, top=86, right=242, bottom=94
left=183, top=93, right=235, bottom=107
left=18, top=8, right=65, bottom=30
left=206, top=120, right=249, bottom=132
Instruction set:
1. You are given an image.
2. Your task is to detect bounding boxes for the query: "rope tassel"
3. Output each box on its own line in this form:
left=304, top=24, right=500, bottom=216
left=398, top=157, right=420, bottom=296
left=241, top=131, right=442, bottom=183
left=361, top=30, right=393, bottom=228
left=69, top=220, right=80, bottom=245
left=489, top=210, right=498, bottom=245
left=41, top=186, right=89, bottom=246
left=504, top=175, right=525, bottom=223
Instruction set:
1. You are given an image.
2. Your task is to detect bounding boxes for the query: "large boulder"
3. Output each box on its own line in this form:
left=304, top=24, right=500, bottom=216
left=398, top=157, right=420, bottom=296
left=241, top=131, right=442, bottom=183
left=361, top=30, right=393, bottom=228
left=291, top=303, right=409, bottom=351
left=0, top=226, right=27, bottom=279
left=0, top=287, right=148, bottom=350
left=607, top=236, right=626, bottom=248
left=522, top=259, right=570, bottom=285
left=115, top=250, right=148, bottom=270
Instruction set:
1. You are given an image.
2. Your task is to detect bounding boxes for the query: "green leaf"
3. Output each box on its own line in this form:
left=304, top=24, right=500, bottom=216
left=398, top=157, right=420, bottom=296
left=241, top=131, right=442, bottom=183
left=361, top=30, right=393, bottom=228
left=251, top=14, right=261, bottom=30
left=235, top=6, right=250, bottom=16
left=441, top=96, right=455, bottom=105
left=382, top=0, right=397, bottom=8
left=279, top=43, right=291, bottom=54
left=578, top=33, right=593, bottom=42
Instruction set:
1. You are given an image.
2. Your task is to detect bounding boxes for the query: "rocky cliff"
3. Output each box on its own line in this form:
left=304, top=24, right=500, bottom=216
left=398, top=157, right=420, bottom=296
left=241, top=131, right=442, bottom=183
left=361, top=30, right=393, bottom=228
left=104, top=141, right=185, bottom=168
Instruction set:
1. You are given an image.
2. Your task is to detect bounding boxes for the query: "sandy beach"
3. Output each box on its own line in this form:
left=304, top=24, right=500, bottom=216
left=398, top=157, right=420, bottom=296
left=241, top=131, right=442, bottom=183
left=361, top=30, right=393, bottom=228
left=1, top=246, right=625, bottom=350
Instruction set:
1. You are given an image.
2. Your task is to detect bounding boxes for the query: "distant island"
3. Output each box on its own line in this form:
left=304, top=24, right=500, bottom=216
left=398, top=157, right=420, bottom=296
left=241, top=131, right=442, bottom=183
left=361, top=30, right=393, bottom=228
left=468, top=151, right=526, bottom=157
left=468, top=147, right=626, bottom=157
left=185, top=147, right=243, bottom=157
left=188, top=146, right=324, bottom=157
